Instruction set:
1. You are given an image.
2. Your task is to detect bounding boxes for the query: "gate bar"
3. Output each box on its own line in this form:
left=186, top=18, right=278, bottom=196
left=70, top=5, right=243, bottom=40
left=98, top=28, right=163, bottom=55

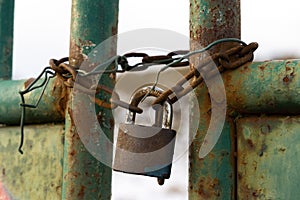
left=62, top=0, right=119, bottom=199
left=0, top=79, right=64, bottom=125
left=189, top=0, right=240, bottom=199
left=0, top=0, right=14, bottom=80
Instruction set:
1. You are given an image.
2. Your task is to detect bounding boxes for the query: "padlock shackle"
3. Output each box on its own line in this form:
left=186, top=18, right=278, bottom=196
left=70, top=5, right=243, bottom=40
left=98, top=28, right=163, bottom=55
left=127, top=86, right=173, bottom=129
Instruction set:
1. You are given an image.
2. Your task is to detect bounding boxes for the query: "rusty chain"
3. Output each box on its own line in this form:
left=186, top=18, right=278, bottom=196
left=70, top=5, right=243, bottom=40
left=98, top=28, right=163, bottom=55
left=49, top=57, right=144, bottom=113
left=152, top=42, right=259, bottom=105
left=38, top=39, right=258, bottom=112
left=47, top=48, right=193, bottom=113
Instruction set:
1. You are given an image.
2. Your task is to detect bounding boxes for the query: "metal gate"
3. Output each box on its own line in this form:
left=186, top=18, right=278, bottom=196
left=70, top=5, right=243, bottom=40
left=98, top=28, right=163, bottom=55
left=0, top=0, right=299, bottom=199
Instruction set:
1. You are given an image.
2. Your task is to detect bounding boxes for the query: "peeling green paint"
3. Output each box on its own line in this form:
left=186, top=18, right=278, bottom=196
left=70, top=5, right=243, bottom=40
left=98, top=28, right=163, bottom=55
left=237, top=116, right=300, bottom=199
left=189, top=116, right=235, bottom=199
left=0, top=0, right=14, bottom=80
left=224, top=60, right=300, bottom=114
left=0, top=0, right=15, bottom=80
left=62, top=0, right=119, bottom=199
left=0, top=79, right=65, bottom=125
left=190, top=0, right=240, bottom=45
left=189, top=0, right=240, bottom=199
left=0, top=124, right=64, bottom=199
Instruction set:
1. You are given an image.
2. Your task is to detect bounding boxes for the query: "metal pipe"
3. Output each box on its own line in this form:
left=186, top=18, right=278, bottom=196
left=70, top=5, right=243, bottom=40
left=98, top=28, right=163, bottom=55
left=225, top=60, right=300, bottom=115
left=62, top=0, right=119, bottom=199
left=0, top=79, right=64, bottom=125
left=0, top=0, right=14, bottom=80
left=189, top=0, right=240, bottom=199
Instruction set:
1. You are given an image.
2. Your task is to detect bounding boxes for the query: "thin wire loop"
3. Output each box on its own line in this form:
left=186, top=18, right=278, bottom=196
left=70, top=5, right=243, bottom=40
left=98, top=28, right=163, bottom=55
left=18, top=67, right=56, bottom=154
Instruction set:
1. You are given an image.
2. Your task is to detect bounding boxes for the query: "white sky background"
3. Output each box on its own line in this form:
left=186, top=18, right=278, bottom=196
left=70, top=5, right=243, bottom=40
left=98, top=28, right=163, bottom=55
left=13, top=0, right=300, bottom=79
left=11, top=1, right=300, bottom=199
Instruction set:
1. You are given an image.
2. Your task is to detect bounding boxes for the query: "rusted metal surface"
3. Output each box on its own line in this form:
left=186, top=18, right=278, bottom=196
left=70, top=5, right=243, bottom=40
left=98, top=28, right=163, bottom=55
left=190, top=0, right=240, bottom=48
left=69, top=0, right=119, bottom=68
left=62, top=0, right=119, bottom=199
left=189, top=114, right=236, bottom=200
left=0, top=79, right=65, bottom=125
left=224, top=59, right=300, bottom=115
left=0, top=124, right=64, bottom=199
left=237, top=116, right=300, bottom=199
left=0, top=0, right=14, bottom=80
left=153, top=41, right=258, bottom=105
left=189, top=0, right=240, bottom=199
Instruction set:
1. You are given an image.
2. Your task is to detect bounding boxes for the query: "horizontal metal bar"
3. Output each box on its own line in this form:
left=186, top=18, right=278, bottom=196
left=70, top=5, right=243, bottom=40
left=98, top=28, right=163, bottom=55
left=224, top=59, right=300, bottom=114
left=0, top=79, right=65, bottom=125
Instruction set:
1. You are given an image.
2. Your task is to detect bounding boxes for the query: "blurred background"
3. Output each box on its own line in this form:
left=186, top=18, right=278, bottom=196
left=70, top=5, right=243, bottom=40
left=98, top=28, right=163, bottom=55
left=12, top=0, right=300, bottom=199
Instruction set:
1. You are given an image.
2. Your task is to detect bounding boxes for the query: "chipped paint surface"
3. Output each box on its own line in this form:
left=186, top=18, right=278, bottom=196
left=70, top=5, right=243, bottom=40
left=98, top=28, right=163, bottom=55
left=0, top=79, right=65, bottom=125
left=0, top=125, right=64, bottom=199
left=189, top=115, right=236, bottom=199
left=189, top=0, right=239, bottom=199
left=69, top=0, right=119, bottom=67
left=62, top=0, right=119, bottom=199
left=190, top=0, right=240, bottom=47
left=189, top=82, right=236, bottom=199
left=237, top=116, right=300, bottom=199
left=224, top=60, right=300, bottom=115
left=0, top=0, right=14, bottom=80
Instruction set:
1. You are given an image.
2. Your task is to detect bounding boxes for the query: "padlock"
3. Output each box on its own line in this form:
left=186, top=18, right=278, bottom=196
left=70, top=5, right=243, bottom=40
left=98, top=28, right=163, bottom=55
left=113, top=87, right=176, bottom=185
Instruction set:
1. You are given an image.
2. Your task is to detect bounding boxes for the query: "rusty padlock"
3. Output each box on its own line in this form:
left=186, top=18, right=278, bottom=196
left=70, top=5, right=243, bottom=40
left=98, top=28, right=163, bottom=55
left=113, top=87, right=176, bottom=185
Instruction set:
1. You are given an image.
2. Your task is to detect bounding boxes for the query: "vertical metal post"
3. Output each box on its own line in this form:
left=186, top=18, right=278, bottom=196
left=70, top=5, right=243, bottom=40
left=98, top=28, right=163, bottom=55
left=0, top=0, right=14, bottom=80
left=62, top=0, right=119, bottom=199
left=189, top=0, right=240, bottom=199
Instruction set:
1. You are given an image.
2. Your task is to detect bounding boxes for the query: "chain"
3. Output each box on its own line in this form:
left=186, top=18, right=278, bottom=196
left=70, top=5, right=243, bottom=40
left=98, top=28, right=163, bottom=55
left=18, top=38, right=258, bottom=154
left=152, top=41, right=258, bottom=105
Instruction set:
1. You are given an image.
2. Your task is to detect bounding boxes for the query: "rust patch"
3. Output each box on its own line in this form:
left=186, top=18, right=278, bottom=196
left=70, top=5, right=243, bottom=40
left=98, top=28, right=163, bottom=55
left=111, top=25, right=118, bottom=36
left=283, top=75, right=290, bottom=84
left=70, top=149, right=77, bottom=156
left=246, top=139, right=255, bottom=149
left=259, top=66, right=265, bottom=71
left=52, top=78, right=70, bottom=117
left=237, top=172, right=243, bottom=180
left=240, top=65, right=249, bottom=73
left=78, top=186, right=86, bottom=198
left=24, top=78, right=35, bottom=88
left=239, top=185, right=264, bottom=199
left=197, top=177, right=221, bottom=198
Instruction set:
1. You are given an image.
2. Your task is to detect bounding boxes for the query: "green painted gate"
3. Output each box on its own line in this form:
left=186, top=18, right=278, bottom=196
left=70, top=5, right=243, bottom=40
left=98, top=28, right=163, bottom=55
left=0, top=0, right=299, bottom=199
left=189, top=0, right=300, bottom=199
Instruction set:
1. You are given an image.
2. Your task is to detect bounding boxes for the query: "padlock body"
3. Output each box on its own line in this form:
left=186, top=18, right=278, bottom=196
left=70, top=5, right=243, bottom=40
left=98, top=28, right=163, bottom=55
left=113, top=123, right=176, bottom=179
